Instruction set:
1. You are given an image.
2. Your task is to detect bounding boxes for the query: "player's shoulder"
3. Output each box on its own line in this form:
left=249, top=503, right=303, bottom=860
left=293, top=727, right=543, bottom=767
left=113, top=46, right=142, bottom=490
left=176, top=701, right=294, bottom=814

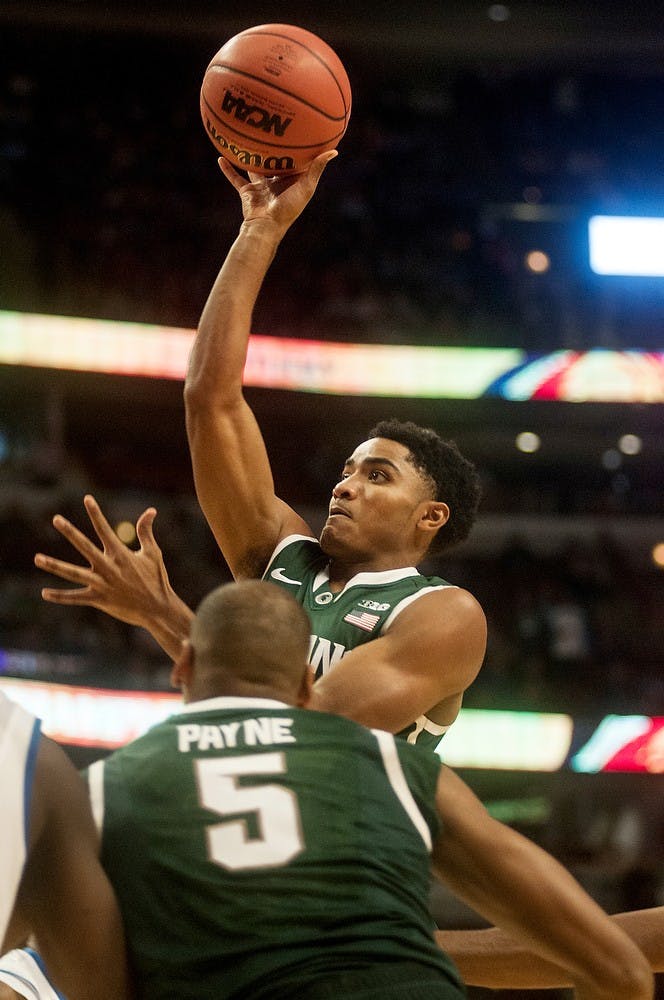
left=392, top=579, right=485, bottom=626
left=264, top=533, right=324, bottom=579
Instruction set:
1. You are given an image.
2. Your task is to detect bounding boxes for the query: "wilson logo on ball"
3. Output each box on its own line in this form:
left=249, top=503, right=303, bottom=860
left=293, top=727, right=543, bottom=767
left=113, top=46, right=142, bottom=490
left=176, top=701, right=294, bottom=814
left=204, top=119, right=296, bottom=172
left=221, top=91, right=293, bottom=136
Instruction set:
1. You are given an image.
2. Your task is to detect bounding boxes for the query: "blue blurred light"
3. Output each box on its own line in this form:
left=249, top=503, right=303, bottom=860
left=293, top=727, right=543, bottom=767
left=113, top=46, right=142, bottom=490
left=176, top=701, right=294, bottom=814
left=589, top=215, right=664, bottom=276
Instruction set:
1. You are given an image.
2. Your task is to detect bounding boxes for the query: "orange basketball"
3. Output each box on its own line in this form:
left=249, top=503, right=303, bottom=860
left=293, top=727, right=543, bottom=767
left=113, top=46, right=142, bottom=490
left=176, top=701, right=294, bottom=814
left=200, top=23, right=352, bottom=176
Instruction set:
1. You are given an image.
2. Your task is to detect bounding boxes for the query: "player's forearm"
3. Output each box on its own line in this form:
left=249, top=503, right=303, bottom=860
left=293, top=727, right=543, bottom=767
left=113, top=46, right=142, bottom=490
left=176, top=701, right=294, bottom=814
left=186, top=219, right=287, bottom=404
left=436, top=926, right=571, bottom=989
left=142, top=592, right=194, bottom=661
left=433, top=773, right=653, bottom=1000
left=612, top=908, right=664, bottom=972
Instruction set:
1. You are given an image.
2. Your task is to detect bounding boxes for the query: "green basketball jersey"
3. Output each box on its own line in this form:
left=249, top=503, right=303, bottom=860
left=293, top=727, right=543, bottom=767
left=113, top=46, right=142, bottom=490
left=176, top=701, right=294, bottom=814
left=264, top=535, right=456, bottom=750
left=88, top=699, right=465, bottom=1000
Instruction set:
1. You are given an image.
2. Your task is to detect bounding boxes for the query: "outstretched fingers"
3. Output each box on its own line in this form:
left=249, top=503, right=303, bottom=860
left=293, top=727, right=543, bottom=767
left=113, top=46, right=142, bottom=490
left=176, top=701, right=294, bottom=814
left=82, top=494, right=125, bottom=554
left=34, top=552, right=104, bottom=605
left=135, top=506, right=158, bottom=552
left=42, top=512, right=103, bottom=566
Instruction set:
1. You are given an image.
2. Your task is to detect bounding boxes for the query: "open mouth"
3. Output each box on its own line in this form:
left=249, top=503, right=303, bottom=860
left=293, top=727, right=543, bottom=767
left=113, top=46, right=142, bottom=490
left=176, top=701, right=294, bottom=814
left=329, top=507, right=351, bottom=518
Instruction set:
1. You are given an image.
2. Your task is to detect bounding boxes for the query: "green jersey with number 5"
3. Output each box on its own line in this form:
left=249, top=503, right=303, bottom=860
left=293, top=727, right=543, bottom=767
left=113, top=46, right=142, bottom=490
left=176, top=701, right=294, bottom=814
left=88, top=698, right=464, bottom=1000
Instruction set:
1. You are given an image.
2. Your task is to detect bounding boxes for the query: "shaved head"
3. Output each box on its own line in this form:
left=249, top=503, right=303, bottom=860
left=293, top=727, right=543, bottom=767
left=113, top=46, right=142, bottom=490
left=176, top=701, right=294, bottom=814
left=186, top=580, right=311, bottom=702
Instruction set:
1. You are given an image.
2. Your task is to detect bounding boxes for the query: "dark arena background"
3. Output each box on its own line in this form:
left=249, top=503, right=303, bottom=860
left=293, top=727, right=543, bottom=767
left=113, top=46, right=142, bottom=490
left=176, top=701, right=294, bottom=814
left=1, top=2, right=663, bottom=997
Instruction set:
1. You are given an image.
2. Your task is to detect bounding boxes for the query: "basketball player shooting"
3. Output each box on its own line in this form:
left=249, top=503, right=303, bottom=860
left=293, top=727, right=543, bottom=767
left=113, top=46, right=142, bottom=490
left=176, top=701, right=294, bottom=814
left=36, top=150, right=487, bottom=750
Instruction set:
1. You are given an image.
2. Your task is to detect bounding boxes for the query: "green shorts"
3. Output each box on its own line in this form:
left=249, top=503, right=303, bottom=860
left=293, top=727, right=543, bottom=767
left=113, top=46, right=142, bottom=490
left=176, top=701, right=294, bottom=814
left=276, top=959, right=466, bottom=999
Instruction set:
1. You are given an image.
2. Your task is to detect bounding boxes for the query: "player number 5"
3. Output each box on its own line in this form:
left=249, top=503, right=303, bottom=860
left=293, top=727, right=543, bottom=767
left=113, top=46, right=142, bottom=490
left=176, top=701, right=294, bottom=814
left=195, top=752, right=304, bottom=870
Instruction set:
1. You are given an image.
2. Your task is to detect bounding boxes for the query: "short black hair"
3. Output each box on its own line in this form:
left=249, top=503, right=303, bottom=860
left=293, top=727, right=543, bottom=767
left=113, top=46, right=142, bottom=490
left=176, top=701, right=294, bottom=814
left=368, top=418, right=482, bottom=553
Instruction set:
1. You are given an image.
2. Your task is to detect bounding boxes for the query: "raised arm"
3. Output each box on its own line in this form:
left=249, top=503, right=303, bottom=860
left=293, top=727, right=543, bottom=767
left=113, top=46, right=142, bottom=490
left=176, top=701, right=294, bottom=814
left=184, top=153, right=337, bottom=580
left=431, top=766, right=653, bottom=1000
left=5, top=736, right=129, bottom=1000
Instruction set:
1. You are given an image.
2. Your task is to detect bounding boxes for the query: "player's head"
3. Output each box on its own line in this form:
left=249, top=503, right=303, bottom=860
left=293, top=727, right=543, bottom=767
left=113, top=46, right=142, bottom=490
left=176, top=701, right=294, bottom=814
left=320, top=418, right=481, bottom=563
left=367, top=419, right=482, bottom=555
left=172, top=580, right=313, bottom=706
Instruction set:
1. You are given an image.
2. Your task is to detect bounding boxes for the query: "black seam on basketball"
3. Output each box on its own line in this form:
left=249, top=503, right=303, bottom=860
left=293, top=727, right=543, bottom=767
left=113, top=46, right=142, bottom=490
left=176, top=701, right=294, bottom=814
left=224, top=28, right=350, bottom=114
left=201, top=95, right=347, bottom=150
left=206, top=62, right=348, bottom=122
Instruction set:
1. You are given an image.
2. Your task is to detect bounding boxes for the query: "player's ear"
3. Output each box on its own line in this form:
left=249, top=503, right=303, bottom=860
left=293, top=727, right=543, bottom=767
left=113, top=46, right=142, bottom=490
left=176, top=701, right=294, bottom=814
left=419, top=501, right=449, bottom=533
left=296, top=665, right=315, bottom=707
left=170, top=640, right=193, bottom=694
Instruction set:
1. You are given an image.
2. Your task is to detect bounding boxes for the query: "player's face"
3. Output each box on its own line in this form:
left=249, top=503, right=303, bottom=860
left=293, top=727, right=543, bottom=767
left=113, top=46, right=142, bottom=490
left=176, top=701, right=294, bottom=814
left=320, top=437, right=432, bottom=563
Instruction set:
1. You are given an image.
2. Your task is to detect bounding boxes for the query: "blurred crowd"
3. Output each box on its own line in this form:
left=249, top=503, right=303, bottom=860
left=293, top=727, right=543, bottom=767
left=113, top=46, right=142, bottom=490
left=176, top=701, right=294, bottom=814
left=2, top=26, right=664, bottom=350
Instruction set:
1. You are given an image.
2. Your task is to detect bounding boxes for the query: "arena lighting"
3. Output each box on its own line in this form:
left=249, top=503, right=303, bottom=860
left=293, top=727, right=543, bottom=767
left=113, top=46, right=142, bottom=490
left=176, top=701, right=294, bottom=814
left=515, top=431, right=541, bottom=453
left=0, top=676, right=572, bottom=767
left=571, top=716, right=664, bottom=773
left=589, top=215, right=664, bottom=276
left=0, top=677, right=180, bottom=748
left=1, top=310, right=664, bottom=401
left=438, top=709, right=574, bottom=771
left=2, top=676, right=661, bottom=771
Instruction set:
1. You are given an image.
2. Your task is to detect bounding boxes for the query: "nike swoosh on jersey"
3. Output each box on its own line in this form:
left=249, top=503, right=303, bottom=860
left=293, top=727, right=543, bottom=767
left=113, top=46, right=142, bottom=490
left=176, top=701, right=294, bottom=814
left=270, top=567, right=303, bottom=586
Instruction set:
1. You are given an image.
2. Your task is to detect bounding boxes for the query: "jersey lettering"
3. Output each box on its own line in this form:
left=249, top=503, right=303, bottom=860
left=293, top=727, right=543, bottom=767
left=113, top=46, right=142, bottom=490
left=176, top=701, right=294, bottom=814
left=308, top=635, right=346, bottom=675
left=177, top=717, right=295, bottom=752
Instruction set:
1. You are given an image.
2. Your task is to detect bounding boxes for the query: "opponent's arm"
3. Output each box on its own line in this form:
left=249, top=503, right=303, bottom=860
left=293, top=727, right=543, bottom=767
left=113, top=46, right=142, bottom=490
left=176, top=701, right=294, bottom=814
left=309, top=587, right=487, bottom=731
left=431, top=766, right=653, bottom=1000
left=35, top=494, right=193, bottom=660
left=184, top=153, right=336, bottom=579
left=7, top=737, right=129, bottom=1000
left=437, top=905, right=664, bottom=986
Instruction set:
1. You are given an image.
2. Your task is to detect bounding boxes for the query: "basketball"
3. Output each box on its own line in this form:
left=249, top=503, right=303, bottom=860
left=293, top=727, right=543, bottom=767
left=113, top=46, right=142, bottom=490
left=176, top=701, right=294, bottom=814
left=200, top=23, right=352, bottom=176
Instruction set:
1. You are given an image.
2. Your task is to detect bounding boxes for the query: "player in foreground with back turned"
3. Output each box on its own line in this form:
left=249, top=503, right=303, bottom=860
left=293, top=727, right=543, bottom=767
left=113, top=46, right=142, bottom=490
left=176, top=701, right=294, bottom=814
left=0, top=692, right=128, bottom=1000
left=79, top=579, right=651, bottom=1000
left=35, top=151, right=487, bottom=751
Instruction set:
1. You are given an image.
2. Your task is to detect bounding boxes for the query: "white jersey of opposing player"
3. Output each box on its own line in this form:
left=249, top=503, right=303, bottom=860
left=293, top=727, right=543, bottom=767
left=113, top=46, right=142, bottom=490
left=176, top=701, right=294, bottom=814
left=0, top=691, right=41, bottom=942
left=0, top=948, right=65, bottom=1000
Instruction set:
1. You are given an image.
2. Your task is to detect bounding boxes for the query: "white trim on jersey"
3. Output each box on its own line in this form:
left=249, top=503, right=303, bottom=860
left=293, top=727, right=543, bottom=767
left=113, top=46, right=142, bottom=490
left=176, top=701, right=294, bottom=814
left=406, top=715, right=450, bottom=746
left=0, top=948, right=64, bottom=1000
left=178, top=696, right=291, bottom=714
left=87, top=758, right=106, bottom=836
left=371, top=728, right=432, bottom=851
left=312, top=564, right=424, bottom=595
left=263, top=533, right=318, bottom=573
left=381, top=584, right=457, bottom=633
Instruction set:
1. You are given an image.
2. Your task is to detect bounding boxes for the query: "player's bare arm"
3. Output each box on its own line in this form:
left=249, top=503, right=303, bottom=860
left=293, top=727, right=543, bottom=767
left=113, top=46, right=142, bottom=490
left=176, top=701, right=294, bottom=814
left=34, top=494, right=193, bottom=661
left=431, top=766, right=653, bottom=1000
left=8, top=737, right=129, bottom=1000
left=184, top=153, right=337, bottom=579
left=438, top=905, right=664, bottom=987
left=310, top=586, right=487, bottom=732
